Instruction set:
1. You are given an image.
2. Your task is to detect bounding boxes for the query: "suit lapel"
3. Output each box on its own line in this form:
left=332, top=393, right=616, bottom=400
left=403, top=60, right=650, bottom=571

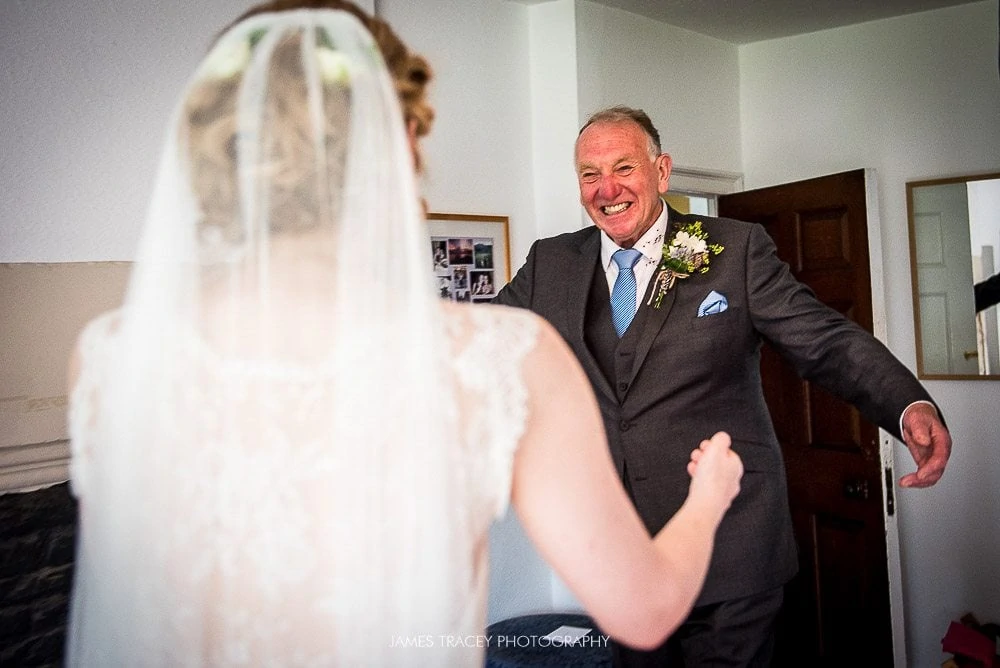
left=567, top=232, right=616, bottom=402
left=627, top=253, right=679, bottom=389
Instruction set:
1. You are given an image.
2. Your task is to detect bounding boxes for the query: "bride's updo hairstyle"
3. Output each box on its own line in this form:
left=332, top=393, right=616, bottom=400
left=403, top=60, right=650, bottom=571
left=225, top=0, right=434, bottom=142
left=182, top=0, right=434, bottom=247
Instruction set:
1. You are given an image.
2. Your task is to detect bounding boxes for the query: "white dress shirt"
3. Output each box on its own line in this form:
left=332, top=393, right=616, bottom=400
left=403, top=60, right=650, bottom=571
left=600, top=203, right=670, bottom=316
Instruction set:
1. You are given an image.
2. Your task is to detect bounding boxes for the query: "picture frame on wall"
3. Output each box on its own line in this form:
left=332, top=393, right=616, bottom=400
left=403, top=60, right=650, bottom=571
left=426, top=213, right=511, bottom=303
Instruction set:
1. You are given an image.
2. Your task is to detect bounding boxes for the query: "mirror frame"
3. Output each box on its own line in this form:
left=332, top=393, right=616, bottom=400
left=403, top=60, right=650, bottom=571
left=906, top=171, right=1000, bottom=380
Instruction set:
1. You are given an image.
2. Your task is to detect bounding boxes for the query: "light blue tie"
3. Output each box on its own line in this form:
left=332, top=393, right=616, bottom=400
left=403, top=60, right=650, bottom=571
left=610, top=248, right=643, bottom=337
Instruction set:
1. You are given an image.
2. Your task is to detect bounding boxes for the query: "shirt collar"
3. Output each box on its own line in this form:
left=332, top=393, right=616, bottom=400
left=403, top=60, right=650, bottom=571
left=600, top=201, right=670, bottom=270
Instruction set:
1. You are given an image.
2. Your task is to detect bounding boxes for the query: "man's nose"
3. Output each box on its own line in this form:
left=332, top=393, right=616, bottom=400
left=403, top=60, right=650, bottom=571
left=596, top=175, right=621, bottom=200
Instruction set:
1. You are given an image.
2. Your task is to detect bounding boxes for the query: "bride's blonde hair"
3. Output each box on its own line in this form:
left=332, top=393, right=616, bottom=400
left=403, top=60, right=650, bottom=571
left=183, top=0, right=433, bottom=243
left=228, top=0, right=434, bottom=140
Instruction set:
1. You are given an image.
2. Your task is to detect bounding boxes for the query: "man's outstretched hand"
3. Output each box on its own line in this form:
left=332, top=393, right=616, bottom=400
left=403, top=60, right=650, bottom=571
left=900, top=403, right=951, bottom=488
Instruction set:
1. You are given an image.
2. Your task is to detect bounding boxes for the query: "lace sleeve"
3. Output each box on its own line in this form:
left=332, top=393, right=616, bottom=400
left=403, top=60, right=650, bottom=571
left=67, top=311, right=118, bottom=500
left=450, top=305, right=540, bottom=519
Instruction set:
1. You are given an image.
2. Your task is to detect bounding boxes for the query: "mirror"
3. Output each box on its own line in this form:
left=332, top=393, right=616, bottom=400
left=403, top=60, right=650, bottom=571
left=907, top=172, right=1000, bottom=379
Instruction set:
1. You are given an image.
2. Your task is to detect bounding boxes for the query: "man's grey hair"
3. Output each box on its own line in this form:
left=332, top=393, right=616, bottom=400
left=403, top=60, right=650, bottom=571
left=578, top=106, right=662, bottom=159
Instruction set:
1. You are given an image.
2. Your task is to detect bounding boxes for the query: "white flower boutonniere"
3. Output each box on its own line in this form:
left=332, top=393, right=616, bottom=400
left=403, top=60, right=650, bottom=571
left=647, top=220, right=724, bottom=308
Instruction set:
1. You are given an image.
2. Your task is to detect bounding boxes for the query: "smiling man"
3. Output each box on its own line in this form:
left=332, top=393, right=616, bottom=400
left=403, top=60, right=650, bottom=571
left=493, top=105, right=951, bottom=667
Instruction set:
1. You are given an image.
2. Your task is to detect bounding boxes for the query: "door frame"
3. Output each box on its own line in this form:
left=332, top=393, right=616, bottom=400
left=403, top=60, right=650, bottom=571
left=861, top=168, right=907, bottom=668
left=672, top=165, right=907, bottom=668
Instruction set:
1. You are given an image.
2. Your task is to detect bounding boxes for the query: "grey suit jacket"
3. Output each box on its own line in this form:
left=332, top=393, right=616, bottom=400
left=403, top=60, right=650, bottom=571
left=494, top=207, right=935, bottom=604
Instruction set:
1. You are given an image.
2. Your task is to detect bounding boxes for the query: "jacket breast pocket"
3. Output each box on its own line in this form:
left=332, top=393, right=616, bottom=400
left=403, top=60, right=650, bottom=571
left=687, top=305, right=742, bottom=332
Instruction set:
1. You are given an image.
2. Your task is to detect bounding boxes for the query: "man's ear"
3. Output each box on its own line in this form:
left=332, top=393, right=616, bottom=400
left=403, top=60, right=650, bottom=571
left=657, top=152, right=673, bottom=194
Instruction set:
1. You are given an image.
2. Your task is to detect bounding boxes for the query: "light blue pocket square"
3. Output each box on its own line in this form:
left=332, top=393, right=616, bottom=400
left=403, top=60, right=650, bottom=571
left=697, top=290, right=728, bottom=317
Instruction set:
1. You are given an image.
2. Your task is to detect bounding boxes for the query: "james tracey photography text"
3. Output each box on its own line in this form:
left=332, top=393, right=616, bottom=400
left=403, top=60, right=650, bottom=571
left=388, top=634, right=611, bottom=649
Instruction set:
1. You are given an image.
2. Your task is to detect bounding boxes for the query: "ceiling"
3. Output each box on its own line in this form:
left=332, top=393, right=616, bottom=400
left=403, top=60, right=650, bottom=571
left=562, top=0, right=985, bottom=44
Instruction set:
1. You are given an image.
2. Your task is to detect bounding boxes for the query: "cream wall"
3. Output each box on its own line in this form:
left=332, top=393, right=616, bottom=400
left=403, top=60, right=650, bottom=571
left=739, top=3, right=1000, bottom=665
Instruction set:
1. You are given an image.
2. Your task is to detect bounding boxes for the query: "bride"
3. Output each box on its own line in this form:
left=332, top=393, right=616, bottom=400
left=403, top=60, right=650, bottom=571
left=66, top=2, right=743, bottom=666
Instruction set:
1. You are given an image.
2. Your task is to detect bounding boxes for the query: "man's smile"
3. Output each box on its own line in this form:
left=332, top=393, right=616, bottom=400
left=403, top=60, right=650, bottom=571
left=601, top=202, right=631, bottom=215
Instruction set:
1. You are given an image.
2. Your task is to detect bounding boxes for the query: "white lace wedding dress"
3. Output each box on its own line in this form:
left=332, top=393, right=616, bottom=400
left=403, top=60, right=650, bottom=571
left=67, top=302, right=538, bottom=667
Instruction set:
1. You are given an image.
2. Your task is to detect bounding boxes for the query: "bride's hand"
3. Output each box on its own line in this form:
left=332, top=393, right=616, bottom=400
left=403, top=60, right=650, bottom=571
left=686, top=431, right=743, bottom=519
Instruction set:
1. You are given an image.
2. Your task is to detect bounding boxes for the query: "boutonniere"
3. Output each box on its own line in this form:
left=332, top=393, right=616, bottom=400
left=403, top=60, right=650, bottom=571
left=647, top=221, right=724, bottom=308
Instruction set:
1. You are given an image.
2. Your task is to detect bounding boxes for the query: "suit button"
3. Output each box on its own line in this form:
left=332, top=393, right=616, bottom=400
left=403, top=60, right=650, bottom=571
left=619, top=420, right=631, bottom=431
left=618, top=382, right=629, bottom=392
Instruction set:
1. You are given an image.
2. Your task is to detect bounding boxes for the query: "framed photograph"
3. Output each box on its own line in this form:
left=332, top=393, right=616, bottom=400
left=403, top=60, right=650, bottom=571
left=426, top=213, right=511, bottom=303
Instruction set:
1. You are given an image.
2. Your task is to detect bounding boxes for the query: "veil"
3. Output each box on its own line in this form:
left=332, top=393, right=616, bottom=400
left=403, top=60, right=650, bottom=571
left=68, top=9, right=470, bottom=665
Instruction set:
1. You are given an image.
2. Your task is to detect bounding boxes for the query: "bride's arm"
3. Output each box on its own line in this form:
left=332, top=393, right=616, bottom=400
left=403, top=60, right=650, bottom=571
left=510, top=318, right=741, bottom=650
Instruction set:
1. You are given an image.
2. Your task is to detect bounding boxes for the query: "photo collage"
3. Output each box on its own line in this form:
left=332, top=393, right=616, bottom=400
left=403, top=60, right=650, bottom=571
left=431, top=236, right=496, bottom=303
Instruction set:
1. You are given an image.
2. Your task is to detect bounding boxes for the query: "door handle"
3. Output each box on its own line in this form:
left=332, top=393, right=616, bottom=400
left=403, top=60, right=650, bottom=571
left=844, top=478, right=870, bottom=500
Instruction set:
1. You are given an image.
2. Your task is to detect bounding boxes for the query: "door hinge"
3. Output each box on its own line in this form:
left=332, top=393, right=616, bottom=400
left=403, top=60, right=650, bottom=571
left=884, top=467, right=895, bottom=516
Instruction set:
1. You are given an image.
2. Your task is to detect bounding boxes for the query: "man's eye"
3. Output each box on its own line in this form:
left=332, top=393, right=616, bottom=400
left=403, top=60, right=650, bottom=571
left=616, top=165, right=635, bottom=174
left=580, top=172, right=598, bottom=182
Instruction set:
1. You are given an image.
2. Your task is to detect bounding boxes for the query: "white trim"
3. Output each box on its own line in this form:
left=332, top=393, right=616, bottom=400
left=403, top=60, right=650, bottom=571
left=669, top=166, right=744, bottom=195
left=881, top=430, right=907, bottom=668
left=864, top=168, right=907, bottom=668
left=0, top=440, right=69, bottom=494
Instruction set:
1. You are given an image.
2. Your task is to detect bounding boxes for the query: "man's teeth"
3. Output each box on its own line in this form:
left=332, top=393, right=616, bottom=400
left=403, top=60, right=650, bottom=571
left=602, top=202, right=630, bottom=215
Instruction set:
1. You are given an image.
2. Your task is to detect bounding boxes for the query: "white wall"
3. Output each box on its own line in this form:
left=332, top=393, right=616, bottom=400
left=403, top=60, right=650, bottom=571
left=739, top=3, right=1000, bottom=665
left=575, top=0, right=742, bottom=174
left=0, top=1, right=246, bottom=261
left=528, top=0, right=583, bottom=243
left=0, top=0, right=538, bottom=263
left=380, top=0, right=540, bottom=266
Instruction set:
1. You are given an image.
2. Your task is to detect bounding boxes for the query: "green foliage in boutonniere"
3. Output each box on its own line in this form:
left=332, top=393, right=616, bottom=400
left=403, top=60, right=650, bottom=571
left=647, top=221, right=724, bottom=308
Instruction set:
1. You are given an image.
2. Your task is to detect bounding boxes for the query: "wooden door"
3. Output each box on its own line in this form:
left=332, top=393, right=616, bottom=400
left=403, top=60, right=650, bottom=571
left=718, top=170, right=893, bottom=666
